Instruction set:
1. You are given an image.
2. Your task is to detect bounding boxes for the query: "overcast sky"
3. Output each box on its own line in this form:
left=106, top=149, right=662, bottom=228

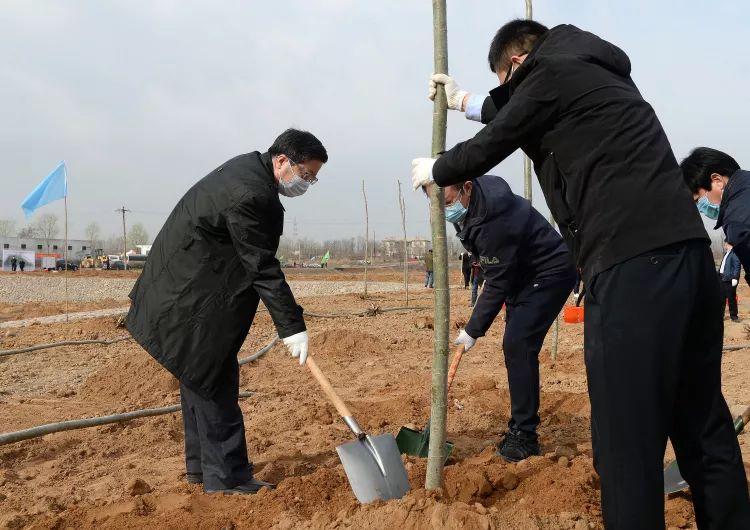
left=1, top=0, right=747, bottom=244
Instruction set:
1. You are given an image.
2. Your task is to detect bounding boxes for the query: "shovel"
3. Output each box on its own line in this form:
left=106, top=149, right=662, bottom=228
left=306, top=356, right=410, bottom=504
left=664, top=404, right=750, bottom=494
left=396, top=345, right=465, bottom=460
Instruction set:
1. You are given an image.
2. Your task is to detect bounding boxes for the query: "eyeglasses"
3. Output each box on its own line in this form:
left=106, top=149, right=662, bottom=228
left=288, top=158, right=318, bottom=185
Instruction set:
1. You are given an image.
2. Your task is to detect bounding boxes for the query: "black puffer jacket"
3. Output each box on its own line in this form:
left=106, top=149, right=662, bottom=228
left=433, top=24, right=707, bottom=282
left=126, top=152, right=305, bottom=399
left=457, top=175, right=575, bottom=338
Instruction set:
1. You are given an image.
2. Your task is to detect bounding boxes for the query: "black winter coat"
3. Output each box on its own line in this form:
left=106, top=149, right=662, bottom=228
left=717, top=170, right=750, bottom=284
left=433, top=24, right=707, bottom=282
left=126, top=152, right=305, bottom=399
left=457, top=176, right=575, bottom=338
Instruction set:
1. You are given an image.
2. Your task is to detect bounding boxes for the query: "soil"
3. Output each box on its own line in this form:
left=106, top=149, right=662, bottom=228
left=0, top=273, right=748, bottom=529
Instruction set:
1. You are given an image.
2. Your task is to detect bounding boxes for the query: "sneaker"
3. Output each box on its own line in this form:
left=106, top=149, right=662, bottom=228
left=185, top=472, right=203, bottom=484
left=496, top=429, right=540, bottom=462
left=731, top=317, right=742, bottom=322
left=204, top=477, right=276, bottom=495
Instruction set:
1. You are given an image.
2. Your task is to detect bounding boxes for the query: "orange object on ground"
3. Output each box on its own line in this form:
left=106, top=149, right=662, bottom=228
left=564, top=306, right=584, bottom=323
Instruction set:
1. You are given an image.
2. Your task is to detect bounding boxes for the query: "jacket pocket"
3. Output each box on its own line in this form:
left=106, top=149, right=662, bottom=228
left=539, top=152, right=580, bottom=261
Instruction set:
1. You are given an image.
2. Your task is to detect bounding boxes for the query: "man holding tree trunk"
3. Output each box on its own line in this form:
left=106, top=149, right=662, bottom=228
left=412, top=19, right=749, bottom=529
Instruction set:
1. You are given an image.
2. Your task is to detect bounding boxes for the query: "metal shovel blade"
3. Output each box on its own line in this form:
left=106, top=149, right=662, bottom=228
left=663, top=460, right=688, bottom=494
left=336, top=433, right=410, bottom=503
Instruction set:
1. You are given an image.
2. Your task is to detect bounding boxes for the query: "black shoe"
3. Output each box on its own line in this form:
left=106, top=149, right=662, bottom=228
left=732, top=317, right=741, bottom=322
left=186, top=472, right=203, bottom=484
left=204, top=477, right=276, bottom=495
left=496, top=429, right=540, bottom=462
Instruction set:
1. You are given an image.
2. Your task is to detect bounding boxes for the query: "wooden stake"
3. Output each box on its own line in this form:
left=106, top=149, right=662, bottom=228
left=398, top=181, right=409, bottom=306
left=425, top=0, right=450, bottom=490
left=64, top=195, right=69, bottom=322
left=362, top=180, right=369, bottom=297
left=523, top=0, right=533, bottom=202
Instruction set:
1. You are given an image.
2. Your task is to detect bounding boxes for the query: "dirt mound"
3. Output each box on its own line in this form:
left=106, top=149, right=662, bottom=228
left=309, top=329, right=386, bottom=358
left=79, top=350, right=179, bottom=407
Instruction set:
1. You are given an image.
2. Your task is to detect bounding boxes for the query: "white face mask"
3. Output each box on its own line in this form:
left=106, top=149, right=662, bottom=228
left=278, top=161, right=311, bottom=197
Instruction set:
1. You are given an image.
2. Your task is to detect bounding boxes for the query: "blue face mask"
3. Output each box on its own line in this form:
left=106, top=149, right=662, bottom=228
left=696, top=195, right=720, bottom=220
left=445, top=191, right=468, bottom=224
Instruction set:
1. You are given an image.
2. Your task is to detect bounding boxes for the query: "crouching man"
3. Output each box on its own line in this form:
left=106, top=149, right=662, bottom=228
left=126, top=129, right=327, bottom=495
left=430, top=175, right=575, bottom=461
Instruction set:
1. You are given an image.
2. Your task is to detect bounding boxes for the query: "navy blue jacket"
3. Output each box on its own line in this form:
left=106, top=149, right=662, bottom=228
left=716, top=170, right=750, bottom=284
left=456, top=175, right=576, bottom=338
left=720, top=250, right=741, bottom=282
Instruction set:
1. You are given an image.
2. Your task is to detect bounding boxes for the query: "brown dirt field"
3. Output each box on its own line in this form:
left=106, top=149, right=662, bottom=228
left=1, top=283, right=749, bottom=529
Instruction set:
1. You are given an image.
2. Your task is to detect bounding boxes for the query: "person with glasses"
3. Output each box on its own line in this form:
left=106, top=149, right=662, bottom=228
left=412, top=19, right=749, bottom=529
left=126, top=128, right=327, bottom=496
left=426, top=175, right=574, bottom=462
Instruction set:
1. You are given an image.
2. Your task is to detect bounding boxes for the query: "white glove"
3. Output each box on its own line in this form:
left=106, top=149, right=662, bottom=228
left=283, top=331, right=309, bottom=365
left=429, top=73, right=469, bottom=111
left=573, top=292, right=580, bottom=303
left=732, top=279, right=739, bottom=287
left=411, top=158, right=436, bottom=190
left=454, top=329, right=476, bottom=352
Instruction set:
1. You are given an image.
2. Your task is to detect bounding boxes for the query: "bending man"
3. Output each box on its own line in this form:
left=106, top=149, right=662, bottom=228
left=127, top=129, right=326, bottom=495
left=431, top=175, right=575, bottom=461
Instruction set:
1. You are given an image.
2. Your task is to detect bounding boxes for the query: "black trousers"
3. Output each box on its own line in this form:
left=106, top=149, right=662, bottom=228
left=585, top=240, right=750, bottom=529
left=503, top=273, right=575, bottom=433
left=462, top=267, right=471, bottom=288
left=721, top=279, right=739, bottom=319
left=180, top=355, right=253, bottom=490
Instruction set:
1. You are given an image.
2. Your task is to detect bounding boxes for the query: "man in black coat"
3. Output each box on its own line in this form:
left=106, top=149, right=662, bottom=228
left=414, top=20, right=749, bottom=529
left=718, top=242, right=742, bottom=322
left=126, top=129, right=327, bottom=495
left=435, top=175, right=575, bottom=461
left=458, top=252, right=472, bottom=288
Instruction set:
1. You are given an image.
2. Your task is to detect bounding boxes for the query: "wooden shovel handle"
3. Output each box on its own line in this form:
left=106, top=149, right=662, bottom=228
left=447, top=345, right=465, bottom=389
left=306, top=356, right=353, bottom=420
left=739, top=404, right=750, bottom=432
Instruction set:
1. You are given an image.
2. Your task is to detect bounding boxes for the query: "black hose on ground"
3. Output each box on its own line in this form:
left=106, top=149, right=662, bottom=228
left=0, top=392, right=254, bottom=446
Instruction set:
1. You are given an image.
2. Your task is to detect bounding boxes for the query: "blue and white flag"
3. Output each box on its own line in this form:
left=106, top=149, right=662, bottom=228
left=21, top=161, right=68, bottom=218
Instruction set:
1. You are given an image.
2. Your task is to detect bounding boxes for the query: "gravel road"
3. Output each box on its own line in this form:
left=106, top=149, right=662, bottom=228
left=0, top=275, right=419, bottom=304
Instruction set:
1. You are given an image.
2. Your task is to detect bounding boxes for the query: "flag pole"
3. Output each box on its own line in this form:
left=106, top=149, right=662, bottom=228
left=64, top=194, right=69, bottom=322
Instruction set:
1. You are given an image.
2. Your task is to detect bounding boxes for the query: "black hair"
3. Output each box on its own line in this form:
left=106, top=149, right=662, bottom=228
left=679, top=147, right=740, bottom=193
left=269, top=128, right=328, bottom=163
left=488, top=19, right=549, bottom=73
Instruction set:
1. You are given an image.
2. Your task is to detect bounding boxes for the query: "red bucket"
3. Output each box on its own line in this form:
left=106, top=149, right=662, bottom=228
left=563, top=306, right=584, bottom=323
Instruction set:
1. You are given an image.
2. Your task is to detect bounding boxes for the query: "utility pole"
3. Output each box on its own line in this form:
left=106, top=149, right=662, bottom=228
left=115, top=206, right=130, bottom=270
left=523, top=0, right=533, bottom=202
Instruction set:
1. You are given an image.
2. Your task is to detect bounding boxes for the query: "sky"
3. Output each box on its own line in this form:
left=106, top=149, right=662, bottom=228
left=1, top=0, right=748, bottom=244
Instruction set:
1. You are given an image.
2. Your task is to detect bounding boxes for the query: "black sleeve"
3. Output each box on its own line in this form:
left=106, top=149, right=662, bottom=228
left=464, top=225, right=521, bottom=339
left=433, top=68, right=558, bottom=188
left=480, top=96, right=498, bottom=124
left=725, top=222, right=750, bottom=286
left=226, top=197, right=305, bottom=338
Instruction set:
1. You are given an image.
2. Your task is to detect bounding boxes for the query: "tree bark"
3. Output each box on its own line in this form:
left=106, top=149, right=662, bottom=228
left=426, top=0, right=450, bottom=490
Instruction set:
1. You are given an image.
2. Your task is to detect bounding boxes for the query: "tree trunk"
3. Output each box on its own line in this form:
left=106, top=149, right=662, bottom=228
left=425, top=0, right=450, bottom=490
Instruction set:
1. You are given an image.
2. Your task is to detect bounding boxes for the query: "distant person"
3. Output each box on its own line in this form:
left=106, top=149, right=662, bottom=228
left=10, top=256, right=17, bottom=272
left=126, top=129, right=327, bottom=496
left=719, top=242, right=741, bottom=322
left=428, top=175, right=575, bottom=461
left=469, top=255, right=484, bottom=307
left=18, top=258, right=26, bottom=272
left=104, top=256, right=110, bottom=270
left=459, top=252, right=471, bottom=288
left=424, top=249, right=434, bottom=288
